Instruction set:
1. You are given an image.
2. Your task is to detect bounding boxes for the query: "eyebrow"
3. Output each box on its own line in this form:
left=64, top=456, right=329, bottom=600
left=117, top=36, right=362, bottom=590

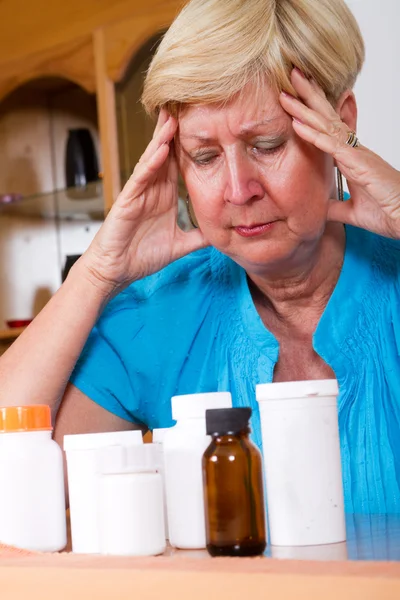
left=179, top=118, right=282, bottom=141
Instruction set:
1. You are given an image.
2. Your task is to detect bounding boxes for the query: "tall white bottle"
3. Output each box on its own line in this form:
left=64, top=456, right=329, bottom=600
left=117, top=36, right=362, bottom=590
left=256, top=379, right=346, bottom=547
left=164, top=392, right=232, bottom=549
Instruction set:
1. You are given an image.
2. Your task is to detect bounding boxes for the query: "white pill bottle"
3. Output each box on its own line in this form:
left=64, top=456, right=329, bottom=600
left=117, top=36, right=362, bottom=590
left=64, top=429, right=143, bottom=553
left=256, top=379, right=346, bottom=547
left=163, top=392, right=232, bottom=549
left=0, top=405, right=66, bottom=551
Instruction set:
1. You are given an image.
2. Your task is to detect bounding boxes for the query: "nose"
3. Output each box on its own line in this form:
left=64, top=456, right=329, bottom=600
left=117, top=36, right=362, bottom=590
left=223, top=152, right=264, bottom=205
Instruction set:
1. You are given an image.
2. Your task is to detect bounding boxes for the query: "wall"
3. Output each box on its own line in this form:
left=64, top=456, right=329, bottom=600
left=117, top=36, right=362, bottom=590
left=346, top=0, right=399, bottom=169
left=115, top=35, right=158, bottom=183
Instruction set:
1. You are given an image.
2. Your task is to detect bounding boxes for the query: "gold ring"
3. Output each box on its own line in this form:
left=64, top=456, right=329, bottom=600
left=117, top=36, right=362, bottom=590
left=345, top=131, right=360, bottom=148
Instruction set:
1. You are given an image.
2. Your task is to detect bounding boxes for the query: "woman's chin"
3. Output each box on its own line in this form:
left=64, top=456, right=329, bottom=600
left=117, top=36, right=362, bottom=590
left=221, top=239, right=298, bottom=273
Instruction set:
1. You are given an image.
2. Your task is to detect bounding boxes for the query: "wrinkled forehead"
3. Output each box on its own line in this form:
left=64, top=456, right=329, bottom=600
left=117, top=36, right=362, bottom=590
left=177, top=81, right=286, bottom=138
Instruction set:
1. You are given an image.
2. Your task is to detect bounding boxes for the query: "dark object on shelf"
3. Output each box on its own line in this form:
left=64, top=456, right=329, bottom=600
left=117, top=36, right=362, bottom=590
left=62, top=255, right=82, bottom=283
left=6, top=319, right=33, bottom=328
left=65, top=129, right=99, bottom=190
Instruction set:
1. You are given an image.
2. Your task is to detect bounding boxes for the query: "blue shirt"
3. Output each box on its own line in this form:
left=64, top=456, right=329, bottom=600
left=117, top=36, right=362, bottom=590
left=71, top=225, right=400, bottom=514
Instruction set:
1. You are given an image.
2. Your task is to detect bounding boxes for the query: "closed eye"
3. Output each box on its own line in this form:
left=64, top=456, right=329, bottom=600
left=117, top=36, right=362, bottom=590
left=188, top=138, right=285, bottom=166
left=191, top=153, right=218, bottom=166
left=251, top=142, right=284, bottom=156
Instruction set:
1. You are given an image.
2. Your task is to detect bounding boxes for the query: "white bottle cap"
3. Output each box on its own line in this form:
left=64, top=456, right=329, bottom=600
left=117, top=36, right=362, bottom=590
left=63, top=429, right=143, bottom=451
left=100, top=443, right=159, bottom=475
left=256, top=379, right=338, bottom=402
left=152, top=427, right=173, bottom=443
left=171, top=392, right=232, bottom=421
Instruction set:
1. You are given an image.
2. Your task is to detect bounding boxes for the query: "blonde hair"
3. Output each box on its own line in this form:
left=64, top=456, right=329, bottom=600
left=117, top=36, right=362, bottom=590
left=142, top=0, right=365, bottom=117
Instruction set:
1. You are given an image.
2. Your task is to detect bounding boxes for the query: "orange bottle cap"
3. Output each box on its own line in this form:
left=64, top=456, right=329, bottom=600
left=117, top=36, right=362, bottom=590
left=0, top=405, right=52, bottom=433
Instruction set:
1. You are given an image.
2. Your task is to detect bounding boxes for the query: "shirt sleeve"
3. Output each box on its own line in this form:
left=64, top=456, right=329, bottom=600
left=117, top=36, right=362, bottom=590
left=69, top=248, right=218, bottom=429
left=70, top=325, right=142, bottom=424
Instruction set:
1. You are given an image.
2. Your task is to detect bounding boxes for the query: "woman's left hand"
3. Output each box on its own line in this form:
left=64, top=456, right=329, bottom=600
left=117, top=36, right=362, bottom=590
left=280, top=67, right=400, bottom=239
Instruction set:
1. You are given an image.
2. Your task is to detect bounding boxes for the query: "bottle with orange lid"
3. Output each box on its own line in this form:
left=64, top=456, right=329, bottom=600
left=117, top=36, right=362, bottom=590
left=0, top=405, right=66, bottom=551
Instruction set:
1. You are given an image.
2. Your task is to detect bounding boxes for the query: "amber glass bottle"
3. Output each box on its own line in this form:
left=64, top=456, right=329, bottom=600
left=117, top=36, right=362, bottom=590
left=202, top=407, right=267, bottom=557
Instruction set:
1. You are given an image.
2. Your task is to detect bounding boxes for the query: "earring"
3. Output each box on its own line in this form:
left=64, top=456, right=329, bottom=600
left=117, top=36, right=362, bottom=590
left=185, top=194, right=198, bottom=228
left=336, top=168, right=344, bottom=202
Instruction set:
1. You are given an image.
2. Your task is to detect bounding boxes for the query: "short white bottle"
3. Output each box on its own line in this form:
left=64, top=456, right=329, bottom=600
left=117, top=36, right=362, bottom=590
left=0, top=405, right=66, bottom=552
left=64, top=429, right=143, bottom=553
left=98, top=443, right=166, bottom=557
left=164, top=392, right=232, bottom=549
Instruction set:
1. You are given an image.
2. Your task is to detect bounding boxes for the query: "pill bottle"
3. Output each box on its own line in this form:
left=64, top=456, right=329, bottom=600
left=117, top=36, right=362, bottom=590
left=164, top=392, right=232, bottom=549
left=0, top=405, right=66, bottom=551
left=203, top=407, right=266, bottom=557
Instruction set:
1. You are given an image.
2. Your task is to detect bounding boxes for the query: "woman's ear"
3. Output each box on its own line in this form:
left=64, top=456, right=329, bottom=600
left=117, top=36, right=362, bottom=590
left=336, top=90, right=358, bottom=133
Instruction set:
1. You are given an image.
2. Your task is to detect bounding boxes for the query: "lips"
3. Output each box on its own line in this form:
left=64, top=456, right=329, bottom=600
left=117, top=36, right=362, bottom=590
left=234, top=221, right=277, bottom=238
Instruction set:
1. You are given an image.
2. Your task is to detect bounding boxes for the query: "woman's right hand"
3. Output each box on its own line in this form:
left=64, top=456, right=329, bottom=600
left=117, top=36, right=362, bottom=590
left=79, top=108, right=207, bottom=297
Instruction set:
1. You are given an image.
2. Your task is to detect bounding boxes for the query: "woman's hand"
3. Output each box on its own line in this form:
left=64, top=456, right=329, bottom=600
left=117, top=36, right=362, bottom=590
left=80, top=109, right=207, bottom=297
left=280, top=68, right=400, bottom=239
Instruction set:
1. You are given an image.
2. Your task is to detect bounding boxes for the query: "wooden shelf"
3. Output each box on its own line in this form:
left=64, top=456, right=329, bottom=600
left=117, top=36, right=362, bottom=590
left=0, top=181, right=104, bottom=221
left=0, top=327, right=25, bottom=341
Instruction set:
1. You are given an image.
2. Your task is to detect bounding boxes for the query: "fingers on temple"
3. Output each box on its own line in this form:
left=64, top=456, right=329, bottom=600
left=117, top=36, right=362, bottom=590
left=280, top=91, right=342, bottom=141
left=122, top=143, right=171, bottom=198
left=290, top=68, right=337, bottom=120
left=153, top=107, right=170, bottom=137
left=291, top=119, right=363, bottom=171
left=167, top=140, right=179, bottom=181
left=139, top=116, right=177, bottom=166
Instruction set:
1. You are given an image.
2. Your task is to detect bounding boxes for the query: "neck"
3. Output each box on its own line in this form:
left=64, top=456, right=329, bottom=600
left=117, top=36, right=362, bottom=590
left=247, top=223, right=345, bottom=327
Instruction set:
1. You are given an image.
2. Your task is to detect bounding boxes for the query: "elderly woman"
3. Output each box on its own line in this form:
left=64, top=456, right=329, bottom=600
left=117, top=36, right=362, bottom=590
left=1, top=0, right=400, bottom=514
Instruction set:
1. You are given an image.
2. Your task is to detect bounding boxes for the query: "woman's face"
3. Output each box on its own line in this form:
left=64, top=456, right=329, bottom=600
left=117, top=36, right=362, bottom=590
left=176, top=82, right=337, bottom=274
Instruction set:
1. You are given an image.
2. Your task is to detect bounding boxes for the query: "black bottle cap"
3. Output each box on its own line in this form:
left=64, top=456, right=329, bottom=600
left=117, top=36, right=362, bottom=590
left=206, top=407, right=252, bottom=435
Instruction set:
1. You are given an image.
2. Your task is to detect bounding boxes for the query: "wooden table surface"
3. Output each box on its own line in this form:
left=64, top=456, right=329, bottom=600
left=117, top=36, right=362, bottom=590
left=63, top=512, right=400, bottom=561
left=265, top=514, right=400, bottom=562
left=1, top=514, right=400, bottom=599
left=156, top=514, right=400, bottom=562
